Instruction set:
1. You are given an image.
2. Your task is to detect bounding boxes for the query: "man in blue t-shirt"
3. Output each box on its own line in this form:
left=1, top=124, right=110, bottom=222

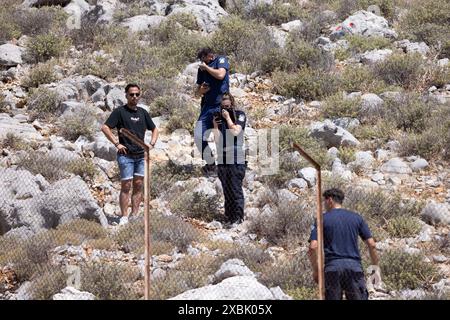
left=194, top=47, right=230, bottom=173
left=308, top=188, right=380, bottom=300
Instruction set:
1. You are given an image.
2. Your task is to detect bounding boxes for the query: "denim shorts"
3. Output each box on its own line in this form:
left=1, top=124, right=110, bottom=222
left=117, top=154, right=145, bottom=181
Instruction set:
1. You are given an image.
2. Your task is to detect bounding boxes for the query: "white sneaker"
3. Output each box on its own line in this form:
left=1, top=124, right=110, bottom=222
left=119, top=216, right=129, bottom=226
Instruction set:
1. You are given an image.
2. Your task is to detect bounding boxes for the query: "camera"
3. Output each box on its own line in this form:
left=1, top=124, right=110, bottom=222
left=213, top=106, right=223, bottom=124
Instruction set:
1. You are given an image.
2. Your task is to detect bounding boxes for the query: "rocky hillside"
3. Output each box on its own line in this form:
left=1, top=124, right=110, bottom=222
left=0, top=0, right=449, bottom=300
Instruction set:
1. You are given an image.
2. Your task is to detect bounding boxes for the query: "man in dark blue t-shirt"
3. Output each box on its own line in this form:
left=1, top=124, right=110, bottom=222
left=308, top=188, right=380, bottom=300
left=194, top=47, right=230, bottom=172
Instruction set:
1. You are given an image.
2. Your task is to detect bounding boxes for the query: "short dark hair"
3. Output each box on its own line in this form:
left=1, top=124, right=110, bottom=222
left=197, top=47, right=213, bottom=60
left=125, top=83, right=140, bottom=93
left=323, top=188, right=345, bottom=204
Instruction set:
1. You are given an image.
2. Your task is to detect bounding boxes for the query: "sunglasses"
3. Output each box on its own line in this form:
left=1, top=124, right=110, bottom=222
left=128, top=93, right=140, bottom=97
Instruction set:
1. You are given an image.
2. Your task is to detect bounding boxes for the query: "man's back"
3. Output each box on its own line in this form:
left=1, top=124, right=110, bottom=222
left=311, top=208, right=372, bottom=271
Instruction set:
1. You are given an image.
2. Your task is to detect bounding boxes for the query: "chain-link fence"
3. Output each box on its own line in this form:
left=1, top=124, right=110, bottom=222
left=0, top=127, right=449, bottom=301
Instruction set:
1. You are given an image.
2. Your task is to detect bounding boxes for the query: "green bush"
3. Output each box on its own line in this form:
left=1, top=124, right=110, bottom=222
left=113, top=1, right=151, bottom=22
left=75, top=54, right=120, bottom=81
left=285, top=36, right=333, bottom=71
left=345, top=34, right=392, bottom=54
left=114, top=213, right=200, bottom=254
left=382, top=93, right=431, bottom=133
left=211, top=15, right=279, bottom=73
left=0, top=0, right=22, bottom=43
left=56, top=219, right=108, bottom=240
left=398, top=0, right=450, bottom=56
left=332, top=0, right=396, bottom=22
left=260, top=252, right=315, bottom=291
left=58, top=107, right=97, bottom=141
left=322, top=93, right=361, bottom=119
left=221, top=244, right=273, bottom=273
left=168, top=12, right=200, bottom=30
left=0, top=133, right=28, bottom=151
left=18, top=6, right=68, bottom=37
left=27, top=87, right=61, bottom=120
left=339, top=64, right=391, bottom=93
left=67, top=158, right=98, bottom=181
left=380, top=249, right=441, bottom=291
left=30, top=268, right=67, bottom=300
left=171, top=189, right=221, bottom=223
left=338, top=146, right=357, bottom=164
left=343, top=188, right=424, bottom=239
left=81, top=261, right=140, bottom=300
left=386, top=216, right=421, bottom=238
left=165, top=102, right=197, bottom=134
left=23, top=61, right=57, bottom=88
left=248, top=200, right=315, bottom=248
left=374, top=53, right=425, bottom=89
left=150, top=160, right=202, bottom=198
left=273, top=67, right=340, bottom=101
left=17, top=151, right=65, bottom=182
left=25, top=33, right=71, bottom=63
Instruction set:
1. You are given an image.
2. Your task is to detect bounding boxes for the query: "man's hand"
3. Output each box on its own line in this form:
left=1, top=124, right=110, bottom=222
left=117, top=144, right=127, bottom=154
left=199, top=83, right=210, bottom=95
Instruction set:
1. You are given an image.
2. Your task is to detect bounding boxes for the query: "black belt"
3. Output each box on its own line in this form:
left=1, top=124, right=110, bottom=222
left=121, top=153, right=144, bottom=159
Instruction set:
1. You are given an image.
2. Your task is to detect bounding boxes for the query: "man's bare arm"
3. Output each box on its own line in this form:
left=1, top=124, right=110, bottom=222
left=366, top=238, right=379, bottom=265
left=201, top=64, right=226, bottom=80
left=308, top=240, right=319, bottom=282
left=101, top=124, right=119, bottom=145
left=149, top=127, right=159, bottom=147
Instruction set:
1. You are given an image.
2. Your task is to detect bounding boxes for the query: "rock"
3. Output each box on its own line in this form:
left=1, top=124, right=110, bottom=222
left=60, top=101, right=85, bottom=116
left=309, top=120, right=360, bottom=148
left=421, top=202, right=450, bottom=226
left=349, top=151, right=374, bottom=170
left=151, top=268, right=166, bottom=281
left=169, top=276, right=283, bottom=300
left=168, top=0, right=228, bottom=33
left=438, top=58, right=449, bottom=68
left=79, top=75, right=107, bottom=96
left=360, top=93, right=384, bottom=116
left=53, top=286, right=96, bottom=300
left=281, top=20, right=303, bottom=32
left=330, top=10, right=397, bottom=40
left=48, top=148, right=81, bottom=163
left=417, top=225, right=434, bottom=242
left=287, top=178, right=308, bottom=190
left=85, top=133, right=116, bottom=161
left=3, top=226, right=35, bottom=240
left=399, top=289, right=426, bottom=300
left=64, top=0, right=91, bottom=30
left=371, top=172, right=384, bottom=183
left=396, top=39, right=430, bottom=56
left=432, top=279, right=450, bottom=294
left=277, top=189, right=298, bottom=202
left=375, top=149, right=390, bottom=161
left=410, top=158, right=429, bottom=172
left=0, top=44, right=24, bottom=67
left=332, top=117, right=360, bottom=131
left=331, top=159, right=353, bottom=180
left=193, top=178, right=217, bottom=198
left=360, top=48, right=392, bottom=64
left=299, top=167, right=316, bottom=187
left=0, top=114, right=44, bottom=141
left=387, top=176, right=402, bottom=185
left=432, top=255, right=448, bottom=263
left=214, top=259, right=255, bottom=283
left=36, top=176, right=108, bottom=228
left=86, top=0, right=118, bottom=23
left=267, top=26, right=288, bottom=48
left=380, top=157, right=412, bottom=174
left=104, top=85, right=126, bottom=110
left=121, top=15, right=167, bottom=32
left=270, top=286, right=293, bottom=300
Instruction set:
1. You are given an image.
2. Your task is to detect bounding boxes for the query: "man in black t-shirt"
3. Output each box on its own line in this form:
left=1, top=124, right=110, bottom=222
left=308, top=188, right=380, bottom=300
left=101, top=84, right=159, bottom=226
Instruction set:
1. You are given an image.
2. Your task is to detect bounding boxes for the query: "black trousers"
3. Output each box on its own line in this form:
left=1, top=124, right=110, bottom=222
left=325, top=269, right=369, bottom=300
left=217, top=164, right=246, bottom=222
